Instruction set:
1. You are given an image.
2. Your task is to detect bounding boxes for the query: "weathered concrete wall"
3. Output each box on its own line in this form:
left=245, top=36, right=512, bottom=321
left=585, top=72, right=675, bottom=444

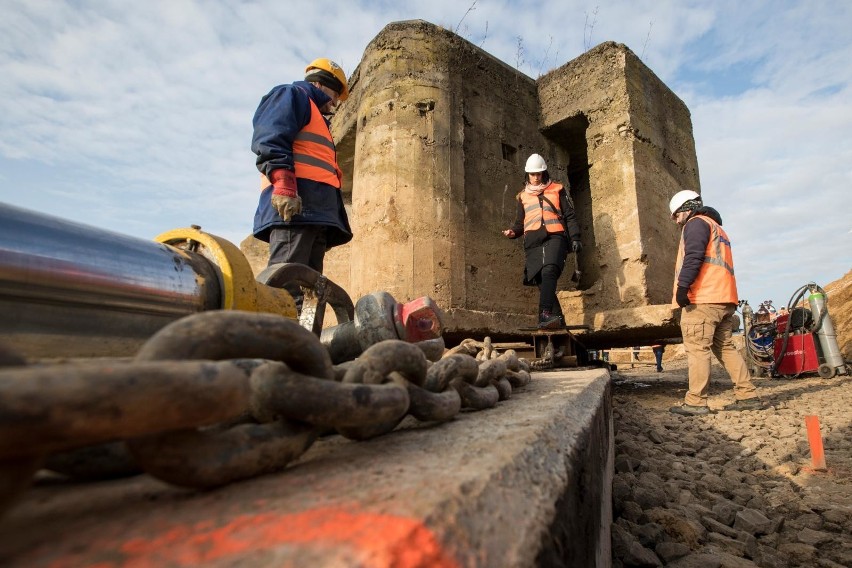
left=325, top=20, right=548, bottom=334
left=243, top=21, right=698, bottom=342
left=538, top=42, right=698, bottom=335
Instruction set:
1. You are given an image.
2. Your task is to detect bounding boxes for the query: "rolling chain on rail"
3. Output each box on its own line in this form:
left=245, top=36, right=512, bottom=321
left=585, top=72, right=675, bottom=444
left=0, top=310, right=532, bottom=514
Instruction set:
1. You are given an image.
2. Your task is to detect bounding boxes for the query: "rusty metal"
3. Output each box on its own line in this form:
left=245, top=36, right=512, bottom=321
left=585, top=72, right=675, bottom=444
left=129, top=310, right=334, bottom=488
left=127, top=420, right=318, bottom=489
left=414, top=337, right=446, bottom=362
left=0, top=349, right=40, bottom=513
left=493, top=377, right=513, bottom=401
left=443, top=338, right=479, bottom=358
left=45, top=443, right=141, bottom=480
left=0, top=360, right=251, bottom=458
left=404, top=379, right=462, bottom=423
left=475, top=358, right=508, bottom=387
left=506, top=369, right=532, bottom=388
left=136, top=310, right=334, bottom=380
left=336, top=341, right=429, bottom=439
left=321, top=291, right=396, bottom=363
left=256, top=262, right=354, bottom=336
left=477, top=336, right=495, bottom=361
left=450, top=378, right=500, bottom=410
left=500, top=350, right=522, bottom=372
left=0, top=312, right=543, bottom=511
left=249, top=362, right=410, bottom=428
left=424, top=354, right=479, bottom=392
left=0, top=457, right=41, bottom=515
left=321, top=292, right=444, bottom=364
left=342, top=340, right=428, bottom=386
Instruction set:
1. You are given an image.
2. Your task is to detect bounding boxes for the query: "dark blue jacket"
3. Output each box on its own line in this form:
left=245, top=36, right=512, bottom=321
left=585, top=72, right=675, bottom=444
left=251, top=81, right=352, bottom=247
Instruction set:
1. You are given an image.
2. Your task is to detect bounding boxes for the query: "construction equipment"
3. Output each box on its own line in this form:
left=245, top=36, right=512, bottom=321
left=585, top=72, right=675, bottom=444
left=0, top=203, right=443, bottom=362
left=773, top=283, right=848, bottom=378
left=319, top=292, right=443, bottom=364
left=743, top=282, right=849, bottom=379
left=0, top=203, right=296, bottom=359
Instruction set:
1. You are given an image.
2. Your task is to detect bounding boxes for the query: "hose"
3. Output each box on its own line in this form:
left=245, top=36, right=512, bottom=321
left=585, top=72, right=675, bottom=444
left=770, top=282, right=823, bottom=378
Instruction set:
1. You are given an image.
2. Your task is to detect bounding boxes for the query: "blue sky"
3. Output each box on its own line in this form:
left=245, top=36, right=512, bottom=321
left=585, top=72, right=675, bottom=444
left=1, top=0, right=850, bottom=311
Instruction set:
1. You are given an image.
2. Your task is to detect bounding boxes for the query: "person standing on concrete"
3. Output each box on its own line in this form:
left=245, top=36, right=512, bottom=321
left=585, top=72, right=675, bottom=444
left=251, top=58, right=353, bottom=307
left=668, top=190, right=761, bottom=416
left=502, top=154, right=582, bottom=329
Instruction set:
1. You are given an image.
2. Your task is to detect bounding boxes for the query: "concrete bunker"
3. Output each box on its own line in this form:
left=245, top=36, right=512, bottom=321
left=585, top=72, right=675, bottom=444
left=244, top=19, right=701, bottom=347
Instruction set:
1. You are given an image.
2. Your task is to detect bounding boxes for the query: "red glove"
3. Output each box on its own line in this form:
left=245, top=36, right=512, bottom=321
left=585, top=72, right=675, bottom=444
left=269, top=169, right=301, bottom=221
left=270, top=168, right=297, bottom=197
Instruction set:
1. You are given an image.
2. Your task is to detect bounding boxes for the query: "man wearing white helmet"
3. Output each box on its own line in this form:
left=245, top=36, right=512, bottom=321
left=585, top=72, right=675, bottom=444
left=251, top=58, right=353, bottom=310
left=503, top=154, right=582, bottom=329
left=668, top=190, right=761, bottom=415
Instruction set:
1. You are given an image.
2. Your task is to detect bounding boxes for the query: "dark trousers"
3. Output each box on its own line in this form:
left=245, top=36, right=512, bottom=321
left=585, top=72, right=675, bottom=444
left=268, top=226, right=328, bottom=311
left=538, top=263, right=563, bottom=314
left=653, top=346, right=664, bottom=370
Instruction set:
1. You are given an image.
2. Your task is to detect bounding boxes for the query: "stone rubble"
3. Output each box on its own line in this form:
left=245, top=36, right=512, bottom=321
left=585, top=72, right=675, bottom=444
left=610, top=358, right=852, bottom=567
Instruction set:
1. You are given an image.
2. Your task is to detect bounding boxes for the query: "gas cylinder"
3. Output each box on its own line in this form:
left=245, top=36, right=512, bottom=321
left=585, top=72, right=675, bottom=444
left=807, top=286, right=847, bottom=378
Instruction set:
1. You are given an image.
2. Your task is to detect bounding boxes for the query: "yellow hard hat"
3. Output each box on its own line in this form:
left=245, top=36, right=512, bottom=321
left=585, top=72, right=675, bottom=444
left=305, top=58, right=349, bottom=101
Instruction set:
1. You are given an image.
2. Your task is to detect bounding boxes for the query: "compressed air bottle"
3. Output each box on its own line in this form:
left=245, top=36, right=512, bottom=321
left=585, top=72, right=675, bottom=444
left=807, top=286, right=847, bottom=378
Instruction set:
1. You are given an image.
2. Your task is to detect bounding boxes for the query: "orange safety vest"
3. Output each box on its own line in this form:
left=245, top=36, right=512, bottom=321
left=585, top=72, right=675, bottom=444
left=260, top=98, right=342, bottom=189
left=520, top=182, right=566, bottom=234
left=671, top=214, right=738, bottom=306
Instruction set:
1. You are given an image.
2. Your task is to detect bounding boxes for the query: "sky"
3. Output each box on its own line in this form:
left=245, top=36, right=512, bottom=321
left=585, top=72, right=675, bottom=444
left=1, top=0, right=850, bottom=312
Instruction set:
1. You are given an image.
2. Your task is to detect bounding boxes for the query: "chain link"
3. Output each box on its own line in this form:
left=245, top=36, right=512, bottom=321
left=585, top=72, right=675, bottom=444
left=0, top=311, right=535, bottom=512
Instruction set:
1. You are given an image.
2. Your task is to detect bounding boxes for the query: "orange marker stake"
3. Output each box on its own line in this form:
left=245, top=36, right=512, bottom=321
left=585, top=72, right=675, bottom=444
left=804, top=415, right=827, bottom=471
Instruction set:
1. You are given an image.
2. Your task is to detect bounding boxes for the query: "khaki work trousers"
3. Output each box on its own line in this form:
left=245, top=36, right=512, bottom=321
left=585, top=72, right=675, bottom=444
left=680, top=303, right=756, bottom=406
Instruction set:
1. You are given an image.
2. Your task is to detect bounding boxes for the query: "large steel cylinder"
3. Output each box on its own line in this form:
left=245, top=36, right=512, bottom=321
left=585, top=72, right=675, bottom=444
left=807, top=288, right=847, bottom=376
left=0, top=203, right=222, bottom=358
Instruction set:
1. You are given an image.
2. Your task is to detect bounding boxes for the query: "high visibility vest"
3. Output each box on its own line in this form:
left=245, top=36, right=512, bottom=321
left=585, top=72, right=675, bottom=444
left=520, top=182, right=566, bottom=234
left=671, top=214, right=739, bottom=306
left=261, top=98, right=342, bottom=189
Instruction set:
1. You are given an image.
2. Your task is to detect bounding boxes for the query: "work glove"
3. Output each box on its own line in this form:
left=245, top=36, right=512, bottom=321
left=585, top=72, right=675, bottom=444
left=571, top=240, right=583, bottom=253
left=676, top=285, right=691, bottom=308
left=269, top=168, right=301, bottom=222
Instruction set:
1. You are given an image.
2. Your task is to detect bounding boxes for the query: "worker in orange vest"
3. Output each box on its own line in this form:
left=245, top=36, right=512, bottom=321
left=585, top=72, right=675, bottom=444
left=251, top=58, right=353, bottom=310
left=503, top=154, right=582, bottom=329
left=668, top=190, right=761, bottom=416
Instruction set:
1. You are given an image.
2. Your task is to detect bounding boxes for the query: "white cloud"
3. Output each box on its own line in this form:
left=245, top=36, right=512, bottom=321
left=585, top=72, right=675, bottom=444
left=0, top=0, right=849, bottom=311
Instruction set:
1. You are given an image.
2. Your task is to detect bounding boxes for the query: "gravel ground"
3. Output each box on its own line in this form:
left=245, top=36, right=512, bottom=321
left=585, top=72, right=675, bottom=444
left=609, top=356, right=852, bottom=567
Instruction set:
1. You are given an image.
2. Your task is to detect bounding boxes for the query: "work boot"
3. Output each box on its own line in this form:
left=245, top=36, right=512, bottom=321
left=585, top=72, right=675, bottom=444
left=669, top=404, right=711, bottom=416
left=538, top=310, right=562, bottom=330
left=722, top=398, right=764, bottom=411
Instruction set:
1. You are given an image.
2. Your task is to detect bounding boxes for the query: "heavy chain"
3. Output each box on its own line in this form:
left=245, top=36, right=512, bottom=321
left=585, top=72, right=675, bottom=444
left=0, top=310, right=533, bottom=514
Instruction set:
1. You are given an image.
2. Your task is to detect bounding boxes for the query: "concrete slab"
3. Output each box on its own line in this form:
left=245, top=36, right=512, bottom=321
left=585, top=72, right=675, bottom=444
left=0, top=369, right=613, bottom=567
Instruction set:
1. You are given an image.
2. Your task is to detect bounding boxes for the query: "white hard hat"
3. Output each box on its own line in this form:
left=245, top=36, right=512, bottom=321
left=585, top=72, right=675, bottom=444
left=669, top=190, right=701, bottom=218
left=525, top=154, right=547, bottom=173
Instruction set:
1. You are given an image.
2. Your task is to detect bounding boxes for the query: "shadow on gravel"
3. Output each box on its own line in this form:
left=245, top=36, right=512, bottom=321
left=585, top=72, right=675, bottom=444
left=610, top=369, right=852, bottom=567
